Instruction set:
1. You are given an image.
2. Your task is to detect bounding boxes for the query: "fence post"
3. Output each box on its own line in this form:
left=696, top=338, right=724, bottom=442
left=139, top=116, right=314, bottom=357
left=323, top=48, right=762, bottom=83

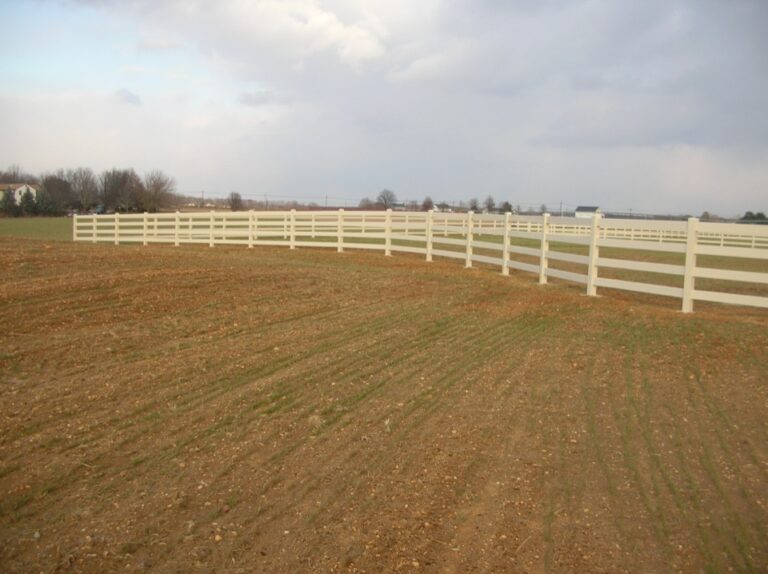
left=92, top=215, right=97, bottom=243
left=337, top=208, right=344, bottom=253
left=72, top=214, right=77, bottom=241
left=385, top=209, right=392, bottom=256
left=311, top=213, right=316, bottom=239
left=501, top=212, right=511, bottom=276
left=114, top=212, right=119, bottom=245
left=174, top=211, right=180, bottom=247
left=586, top=213, right=601, bottom=296
left=426, top=209, right=434, bottom=262
left=465, top=211, right=474, bottom=268
left=248, top=210, right=254, bottom=248
left=539, top=213, right=550, bottom=284
left=209, top=210, right=214, bottom=247
left=681, top=217, right=699, bottom=313
left=290, top=209, right=297, bottom=250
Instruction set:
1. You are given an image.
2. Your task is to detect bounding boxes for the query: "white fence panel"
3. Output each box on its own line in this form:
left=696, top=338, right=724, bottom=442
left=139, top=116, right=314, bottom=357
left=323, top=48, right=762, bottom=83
left=72, top=210, right=768, bottom=312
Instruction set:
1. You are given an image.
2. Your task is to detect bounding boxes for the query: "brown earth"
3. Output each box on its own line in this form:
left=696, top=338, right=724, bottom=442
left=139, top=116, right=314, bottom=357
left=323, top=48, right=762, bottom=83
left=1, top=238, right=767, bottom=573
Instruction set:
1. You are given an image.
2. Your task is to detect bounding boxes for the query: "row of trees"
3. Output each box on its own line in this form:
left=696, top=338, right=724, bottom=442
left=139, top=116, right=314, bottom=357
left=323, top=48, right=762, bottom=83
left=0, top=165, right=177, bottom=216
left=360, top=193, right=765, bottom=221
left=741, top=211, right=767, bottom=222
left=358, top=190, right=519, bottom=213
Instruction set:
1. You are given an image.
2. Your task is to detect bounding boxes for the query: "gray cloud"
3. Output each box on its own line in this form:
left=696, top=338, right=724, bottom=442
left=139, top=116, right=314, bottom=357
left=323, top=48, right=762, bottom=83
left=12, top=0, right=768, bottom=215
left=113, top=88, right=142, bottom=106
left=238, top=90, right=284, bottom=107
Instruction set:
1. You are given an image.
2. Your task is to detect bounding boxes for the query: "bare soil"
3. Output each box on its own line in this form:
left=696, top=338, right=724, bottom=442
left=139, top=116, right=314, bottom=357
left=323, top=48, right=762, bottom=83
left=1, top=238, right=767, bottom=573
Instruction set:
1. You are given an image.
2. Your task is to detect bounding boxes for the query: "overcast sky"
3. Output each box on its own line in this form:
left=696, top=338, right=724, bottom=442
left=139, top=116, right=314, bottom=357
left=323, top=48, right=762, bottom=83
left=1, top=0, right=767, bottom=215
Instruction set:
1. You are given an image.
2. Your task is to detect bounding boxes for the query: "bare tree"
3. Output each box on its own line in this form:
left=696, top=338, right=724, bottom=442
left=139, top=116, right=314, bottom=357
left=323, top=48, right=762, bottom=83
left=67, top=167, right=98, bottom=210
left=468, top=198, right=480, bottom=212
left=1, top=164, right=38, bottom=184
left=5, top=164, right=22, bottom=182
left=376, top=189, right=397, bottom=209
left=99, top=169, right=123, bottom=210
left=99, top=169, right=144, bottom=211
left=228, top=192, right=244, bottom=211
left=359, top=197, right=375, bottom=209
left=539, top=204, right=547, bottom=214
left=483, top=195, right=496, bottom=212
left=41, top=174, right=74, bottom=213
left=421, top=196, right=434, bottom=211
left=499, top=201, right=513, bottom=213
left=142, top=170, right=176, bottom=212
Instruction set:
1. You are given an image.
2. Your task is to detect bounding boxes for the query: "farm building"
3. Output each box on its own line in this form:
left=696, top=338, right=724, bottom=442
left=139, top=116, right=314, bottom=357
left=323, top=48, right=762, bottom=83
left=2, top=183, right=39, bottom=203
left=574, top=205, right=601, bottom=219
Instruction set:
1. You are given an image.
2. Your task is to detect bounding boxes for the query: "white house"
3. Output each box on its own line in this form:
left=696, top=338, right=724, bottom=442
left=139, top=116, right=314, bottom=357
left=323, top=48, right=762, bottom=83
left=574, top=206, right=601, bottom=219
left=2, top=183, right=38, bottom=203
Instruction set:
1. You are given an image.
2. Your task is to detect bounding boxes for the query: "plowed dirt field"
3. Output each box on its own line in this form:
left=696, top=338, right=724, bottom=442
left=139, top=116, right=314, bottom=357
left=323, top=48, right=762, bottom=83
left=1, top=237, right=767, bottom=573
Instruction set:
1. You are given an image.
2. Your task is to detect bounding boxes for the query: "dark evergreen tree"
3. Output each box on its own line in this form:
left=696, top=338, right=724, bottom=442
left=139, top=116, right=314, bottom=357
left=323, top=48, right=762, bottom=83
left=1, top=189, right=20, bottom=217
left=19, top=189, right=37, bottom=215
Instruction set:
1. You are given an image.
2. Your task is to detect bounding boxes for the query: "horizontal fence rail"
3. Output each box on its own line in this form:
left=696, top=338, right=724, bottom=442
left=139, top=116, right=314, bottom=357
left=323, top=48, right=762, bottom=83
left=73, top=210, right=768, bottom=312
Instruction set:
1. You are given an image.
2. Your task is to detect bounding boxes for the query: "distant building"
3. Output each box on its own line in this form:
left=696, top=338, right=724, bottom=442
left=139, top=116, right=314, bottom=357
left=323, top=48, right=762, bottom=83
left=574, top=206, right=601, bottom=219
left=1, top=183, right=39, bottom=203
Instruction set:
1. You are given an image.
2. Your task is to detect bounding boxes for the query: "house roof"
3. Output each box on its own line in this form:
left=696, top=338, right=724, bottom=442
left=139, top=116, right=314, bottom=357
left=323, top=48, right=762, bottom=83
left=1, top=183, right=40, bottom=191
left=575, top=206, right=600, bottom=212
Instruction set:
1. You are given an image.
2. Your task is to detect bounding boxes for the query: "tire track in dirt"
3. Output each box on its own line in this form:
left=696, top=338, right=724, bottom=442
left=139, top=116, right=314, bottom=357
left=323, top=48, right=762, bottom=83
left=589, top=313, right=768, bottom=572
left=210, top=312, right=554, bottom=572
left=1, top=306, right=444, bottom=540
left=300, top=315, right=561, bottom=571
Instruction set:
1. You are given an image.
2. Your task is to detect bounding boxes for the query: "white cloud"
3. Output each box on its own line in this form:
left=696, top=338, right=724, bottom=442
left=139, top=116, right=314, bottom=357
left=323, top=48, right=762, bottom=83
left=112, top=0, right=387, bottom=70
left=136, top=36, right=181, bottom=52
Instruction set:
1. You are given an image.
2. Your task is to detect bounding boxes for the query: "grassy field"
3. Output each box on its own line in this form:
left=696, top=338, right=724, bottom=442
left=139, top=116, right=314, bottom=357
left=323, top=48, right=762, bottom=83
left=0, top=216, right=72, bottom=241
left=1, top=231, right=767, bottom=573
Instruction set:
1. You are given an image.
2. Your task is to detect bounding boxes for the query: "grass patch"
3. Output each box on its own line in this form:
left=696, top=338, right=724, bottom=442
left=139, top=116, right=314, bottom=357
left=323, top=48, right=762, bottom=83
left=0, top=216, right=72, bottom=241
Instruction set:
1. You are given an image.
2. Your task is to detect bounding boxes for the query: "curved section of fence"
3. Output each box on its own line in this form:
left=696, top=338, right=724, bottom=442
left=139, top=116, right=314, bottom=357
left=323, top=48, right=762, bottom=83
left=73, top=210, right=768, bottom=312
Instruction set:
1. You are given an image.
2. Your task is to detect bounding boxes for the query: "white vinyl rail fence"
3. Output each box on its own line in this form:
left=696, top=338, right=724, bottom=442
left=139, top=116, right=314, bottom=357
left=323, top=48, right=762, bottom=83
left=73, top=210, right=768, bottom=312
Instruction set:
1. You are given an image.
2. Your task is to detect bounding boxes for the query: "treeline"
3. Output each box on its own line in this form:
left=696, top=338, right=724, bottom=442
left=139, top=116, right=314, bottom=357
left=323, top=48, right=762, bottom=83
left=0, top=165, right=178, bottom=216
left=359, top=189, right=516, bottom=213
left=740, top=211, right=767, bottom=222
